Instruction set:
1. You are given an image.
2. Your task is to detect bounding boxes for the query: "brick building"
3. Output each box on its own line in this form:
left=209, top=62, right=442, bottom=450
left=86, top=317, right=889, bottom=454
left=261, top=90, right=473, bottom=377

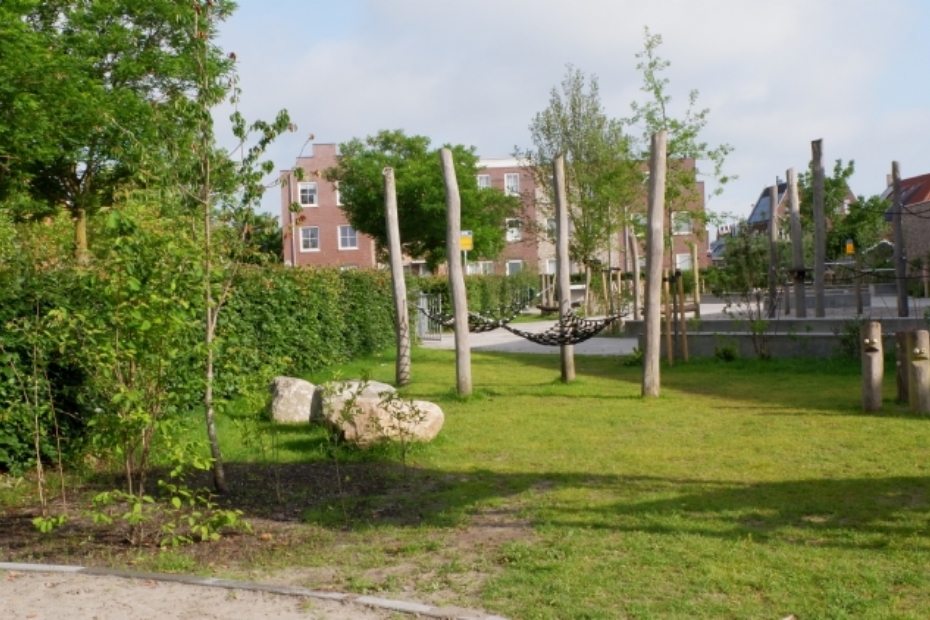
left=882, top=172, right=930, bottom=268
left=279, top=143, right=377, bottom=269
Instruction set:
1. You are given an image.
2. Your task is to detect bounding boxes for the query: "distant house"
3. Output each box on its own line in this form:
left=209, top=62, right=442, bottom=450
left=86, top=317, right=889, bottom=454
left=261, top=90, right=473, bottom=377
left=881, top=172, right=930, bottom=267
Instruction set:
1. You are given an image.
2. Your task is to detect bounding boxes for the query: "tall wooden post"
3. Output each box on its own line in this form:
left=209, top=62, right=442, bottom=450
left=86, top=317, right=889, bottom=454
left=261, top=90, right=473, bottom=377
left=861, top=321, right=883, bottom=412
left=642, top=130, right=667, bottom=397
left=854, top=249, right=863, bottom=316
left=896, top=330, right=911, bottom=404
left=553, top=155, right=575, bottom=382
left=767, top=184, right=779, bottom=318
left=909, top=330, right=930, bottom=413
left=383, top=168, right=410, bottom=387
left=787, top=168, right=806, bottom=318
left=664, top=269, right=673, bottom=366
left=691, top=243, right=701, bottom=319
left=812, top=140, right=826, bottom=317
left=892, top=161, right=909, bottom=317
left=440, top=148, right=472, bottom=396
left=677, top=271, right=689, bottom=361
left=629, top=227, right=641, bottom=321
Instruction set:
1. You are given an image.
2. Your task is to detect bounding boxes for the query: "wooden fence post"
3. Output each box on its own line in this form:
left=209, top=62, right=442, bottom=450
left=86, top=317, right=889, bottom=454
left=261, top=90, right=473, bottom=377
left=787, top=168, right=806, bottom=318
left=812, top=140, right=826, bottom=317
left=440, top=148, right=472, bottom=396
left=861, top=321, right=883, bottom=412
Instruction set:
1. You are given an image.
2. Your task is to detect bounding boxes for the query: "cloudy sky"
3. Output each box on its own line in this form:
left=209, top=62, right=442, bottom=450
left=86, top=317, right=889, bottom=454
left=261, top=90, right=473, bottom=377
left=216, top=0, right=930, bottom=234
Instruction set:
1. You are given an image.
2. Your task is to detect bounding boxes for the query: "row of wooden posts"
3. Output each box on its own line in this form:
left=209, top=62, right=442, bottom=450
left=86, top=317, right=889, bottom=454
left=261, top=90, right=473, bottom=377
left=382, top=133, right=917, bottom=401
left=861, top=322, right=930, bottom=413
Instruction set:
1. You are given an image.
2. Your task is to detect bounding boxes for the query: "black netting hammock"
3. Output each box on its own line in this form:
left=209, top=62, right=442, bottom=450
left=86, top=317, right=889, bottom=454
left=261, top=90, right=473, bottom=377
left=419, top=295, right=535, bottom=333
left=501, top=311, right=625, bottom=345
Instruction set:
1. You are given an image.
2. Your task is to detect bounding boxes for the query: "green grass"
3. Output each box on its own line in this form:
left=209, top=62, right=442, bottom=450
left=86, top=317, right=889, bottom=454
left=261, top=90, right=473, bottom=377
left=205, top=350, right=930, bottom=618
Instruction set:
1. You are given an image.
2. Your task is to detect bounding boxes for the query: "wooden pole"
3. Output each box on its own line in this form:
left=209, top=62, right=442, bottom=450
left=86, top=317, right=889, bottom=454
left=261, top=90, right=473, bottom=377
left=383, top=167, right=410, bottom=387
left=896, top=330, right=911, bottom=404
left=553, top=155, right=575, bottom=382
left=767, top=184, right=779, bottom=319
left=812, top=140, right=826, bottom=317
left=440, top=148, right=472, bottom=396
left=642, top=130, right=667, bottom=397
left=909, top=330, right=930, bottom=413
left=664, top=269, right=673, bottom=366
left=677, top=271, right=689, bottom=361
left=854, top=249, right=863, bottom=316
left=691, top=244, right=701, bottom=319
left=629, top=227, right=641, bottom=321
left=861, top=321, right=883, bottom=412
left=787, top=168, right=806, bottom=318
left=892, top=161, right=909, bottom=317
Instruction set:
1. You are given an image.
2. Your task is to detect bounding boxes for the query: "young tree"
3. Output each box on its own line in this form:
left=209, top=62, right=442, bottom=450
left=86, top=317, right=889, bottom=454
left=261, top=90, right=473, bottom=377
left=798, top=158, right=856, bottom=234
left=0, top=0, right=234, bottom=264
left=517, top=66, right=642, bottom=307
left=325, top=130, right=521, bottom=270
left=627, top=27, right=734, bottom=261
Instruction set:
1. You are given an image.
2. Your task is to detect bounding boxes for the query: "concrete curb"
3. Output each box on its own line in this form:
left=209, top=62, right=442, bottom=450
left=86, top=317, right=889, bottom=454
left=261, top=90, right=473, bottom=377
left=0, top=562, right=507, bottom=620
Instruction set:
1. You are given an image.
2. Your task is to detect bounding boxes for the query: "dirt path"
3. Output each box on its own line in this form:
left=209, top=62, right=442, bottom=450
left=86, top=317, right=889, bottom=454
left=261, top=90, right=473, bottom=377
left=1, top=570, right=399, bottom=620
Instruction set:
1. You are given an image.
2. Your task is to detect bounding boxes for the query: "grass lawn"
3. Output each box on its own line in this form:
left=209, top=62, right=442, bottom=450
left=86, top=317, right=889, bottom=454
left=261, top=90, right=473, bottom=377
left=4, top=347, right=930, bottom=619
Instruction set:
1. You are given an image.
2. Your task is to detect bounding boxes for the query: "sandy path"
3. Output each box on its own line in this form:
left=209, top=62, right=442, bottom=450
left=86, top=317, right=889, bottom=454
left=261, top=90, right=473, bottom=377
left=1, top=571, right=394, bottom=620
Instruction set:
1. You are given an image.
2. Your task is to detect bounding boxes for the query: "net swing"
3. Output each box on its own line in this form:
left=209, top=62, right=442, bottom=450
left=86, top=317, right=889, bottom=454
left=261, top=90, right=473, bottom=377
left=501, top=310, right=626, bottom=346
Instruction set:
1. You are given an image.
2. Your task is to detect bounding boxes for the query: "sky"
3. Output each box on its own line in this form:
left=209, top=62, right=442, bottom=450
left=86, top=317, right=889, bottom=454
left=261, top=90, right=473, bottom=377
left=215, top=0, right=930, bottom=235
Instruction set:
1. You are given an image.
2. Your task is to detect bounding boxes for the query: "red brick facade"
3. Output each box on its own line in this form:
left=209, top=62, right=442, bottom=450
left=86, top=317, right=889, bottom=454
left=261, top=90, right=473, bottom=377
left=279, top=144, right=377, bottom=269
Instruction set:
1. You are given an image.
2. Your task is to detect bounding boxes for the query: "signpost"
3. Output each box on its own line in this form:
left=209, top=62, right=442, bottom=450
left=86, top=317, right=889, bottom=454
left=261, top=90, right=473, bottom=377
left=460, top=230, right=473, bottom=271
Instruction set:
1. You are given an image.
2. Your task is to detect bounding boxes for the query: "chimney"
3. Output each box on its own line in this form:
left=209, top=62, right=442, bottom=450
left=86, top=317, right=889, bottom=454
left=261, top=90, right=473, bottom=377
left=886, top=173, right=893, bottom=187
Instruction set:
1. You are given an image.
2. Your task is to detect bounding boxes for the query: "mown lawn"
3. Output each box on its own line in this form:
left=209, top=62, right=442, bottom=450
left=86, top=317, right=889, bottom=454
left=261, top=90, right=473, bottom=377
left=5, top=346, right=930, bottom=619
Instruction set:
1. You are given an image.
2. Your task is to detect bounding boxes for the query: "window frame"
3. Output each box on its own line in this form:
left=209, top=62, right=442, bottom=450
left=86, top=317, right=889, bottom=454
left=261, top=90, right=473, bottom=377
left=338, top=224, right=359, bottom=250
left=504, top=173, right=520, bottom=197
left=505, top=217, right=522, bottom=243
left=298, top=181, right=318, bottom=207
left=299, top=226, right=320, bottom=252
left=476, top=174, right=491, bottom=189
left=506, top=260, right=523, bottom=276
left=671, top=211, right=693, bottom=236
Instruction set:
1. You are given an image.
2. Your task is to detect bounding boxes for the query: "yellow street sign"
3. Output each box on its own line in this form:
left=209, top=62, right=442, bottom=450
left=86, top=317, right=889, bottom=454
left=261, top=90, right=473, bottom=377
left=460, top=230, right=473, bottom=251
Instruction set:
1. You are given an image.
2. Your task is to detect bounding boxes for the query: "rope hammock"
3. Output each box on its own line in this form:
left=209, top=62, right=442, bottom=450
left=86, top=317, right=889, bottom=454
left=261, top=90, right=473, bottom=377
left=418, top=293, right=537, bottom=333
left=501, top=311, right=625, bottom=346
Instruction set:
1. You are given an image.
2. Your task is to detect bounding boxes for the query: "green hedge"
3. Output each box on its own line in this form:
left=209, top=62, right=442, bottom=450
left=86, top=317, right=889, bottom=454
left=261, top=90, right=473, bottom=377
left=412, top=271, right=540, bottom=313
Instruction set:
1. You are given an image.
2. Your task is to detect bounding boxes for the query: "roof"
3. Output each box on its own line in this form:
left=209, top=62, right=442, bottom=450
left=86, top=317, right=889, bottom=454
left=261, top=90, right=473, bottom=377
left=880, top=172, right=930, bottom=207
left=746, top=182, right=788, bottom=225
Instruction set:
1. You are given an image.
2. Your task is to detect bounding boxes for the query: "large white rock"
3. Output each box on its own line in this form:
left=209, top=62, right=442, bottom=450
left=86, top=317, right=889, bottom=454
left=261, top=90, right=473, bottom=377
left=310, top=379, right=396, bottom=422
left=315, top=380, right=443, bottom=446
left=269, top=376, right=317, bottom=424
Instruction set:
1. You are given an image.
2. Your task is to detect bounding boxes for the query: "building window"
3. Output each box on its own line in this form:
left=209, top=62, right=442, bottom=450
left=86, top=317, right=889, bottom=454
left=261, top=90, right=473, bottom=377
left=298, top=182, right=317, bottom=206
left=506, top=218, right=522, bottom=242
left=545, top=258, right=557, bottom=275
left=476, top=174, right=491, bottom=189
left=506, top=260, right=523, bottom=276
left=334, top=181, right=342, bottom=206
left=672, top=211, right=693, bottom=235
left=675, top=253, right=693, bottom=270
left=338, top=225, right=358, bottom=249
left=466, top=261, right=494, bottom=275
left=547, top=218, right=556, bottom=239
left=504, top=173, right=520, bottom=196
left=299, top=226, right=319, bottom=252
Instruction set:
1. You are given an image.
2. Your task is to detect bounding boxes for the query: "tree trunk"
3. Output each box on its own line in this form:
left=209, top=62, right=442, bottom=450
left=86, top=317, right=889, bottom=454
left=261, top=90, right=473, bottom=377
left=73, top=207, right=90, bottom=266
left=553, top=155, right=575, bottom=382
left=383, top=167, right=410, bottom=386
left=767, top=184, right=779, bottom=319
left=812, top=140, right=826, bottom=317
left=892, top=161, right=908, bottom=317
left=786, top=168, right=806, bottom=318
left=629, top=227, right=641, bottom=321
left=440, top=148, right=471, bottom=396
left=642, top=130, right=667, bottom=397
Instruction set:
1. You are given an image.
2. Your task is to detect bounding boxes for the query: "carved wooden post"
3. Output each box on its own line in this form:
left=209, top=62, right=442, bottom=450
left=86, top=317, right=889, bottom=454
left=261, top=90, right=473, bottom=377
left=861, top=321, right=883, bottom=412
left=767, top=184, right=779, bottom=319
left=553, top=155, right=575, bottom=382
left=787, top=168, right=806, bottom=318
left=383, top=167, right=410, bottom=387
left=896, top=330, right=911, bottom=404
left=909, top=330, right=930, bottom=413
left=440, top=148, right=471, bottom=396
left=642, top=130, right=667, bottom=397
left=812, top=140, right=826, bottom=317
left=892, top=161, right=909, bottom=317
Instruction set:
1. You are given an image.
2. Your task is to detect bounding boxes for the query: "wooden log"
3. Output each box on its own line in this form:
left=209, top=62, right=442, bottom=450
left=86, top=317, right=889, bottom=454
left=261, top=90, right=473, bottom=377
left=786, top=168, right=806, bottom=318
left=896, top=330, right=911, bottom=404
left=642, top=130, right=667, bottom=397
left=910, top=330, right=930, bottom=413
left=629, top=226, right=641, bottom=321
left=383, top=167, right=410, bottom=387
left=812, top=140, right=826, bottom=317
left=768, top=183, right=779, bottom=319
left=440, top=148, right=472, bottom=396
left=677, top=271, right=689, bottom=361
left=892, top=161, right=908, bottom=317
left=861, top=321, right=883, bottom=412
left=553, top=155, right=575, bottom=382
left=691, top=244, right=701, bottom=319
